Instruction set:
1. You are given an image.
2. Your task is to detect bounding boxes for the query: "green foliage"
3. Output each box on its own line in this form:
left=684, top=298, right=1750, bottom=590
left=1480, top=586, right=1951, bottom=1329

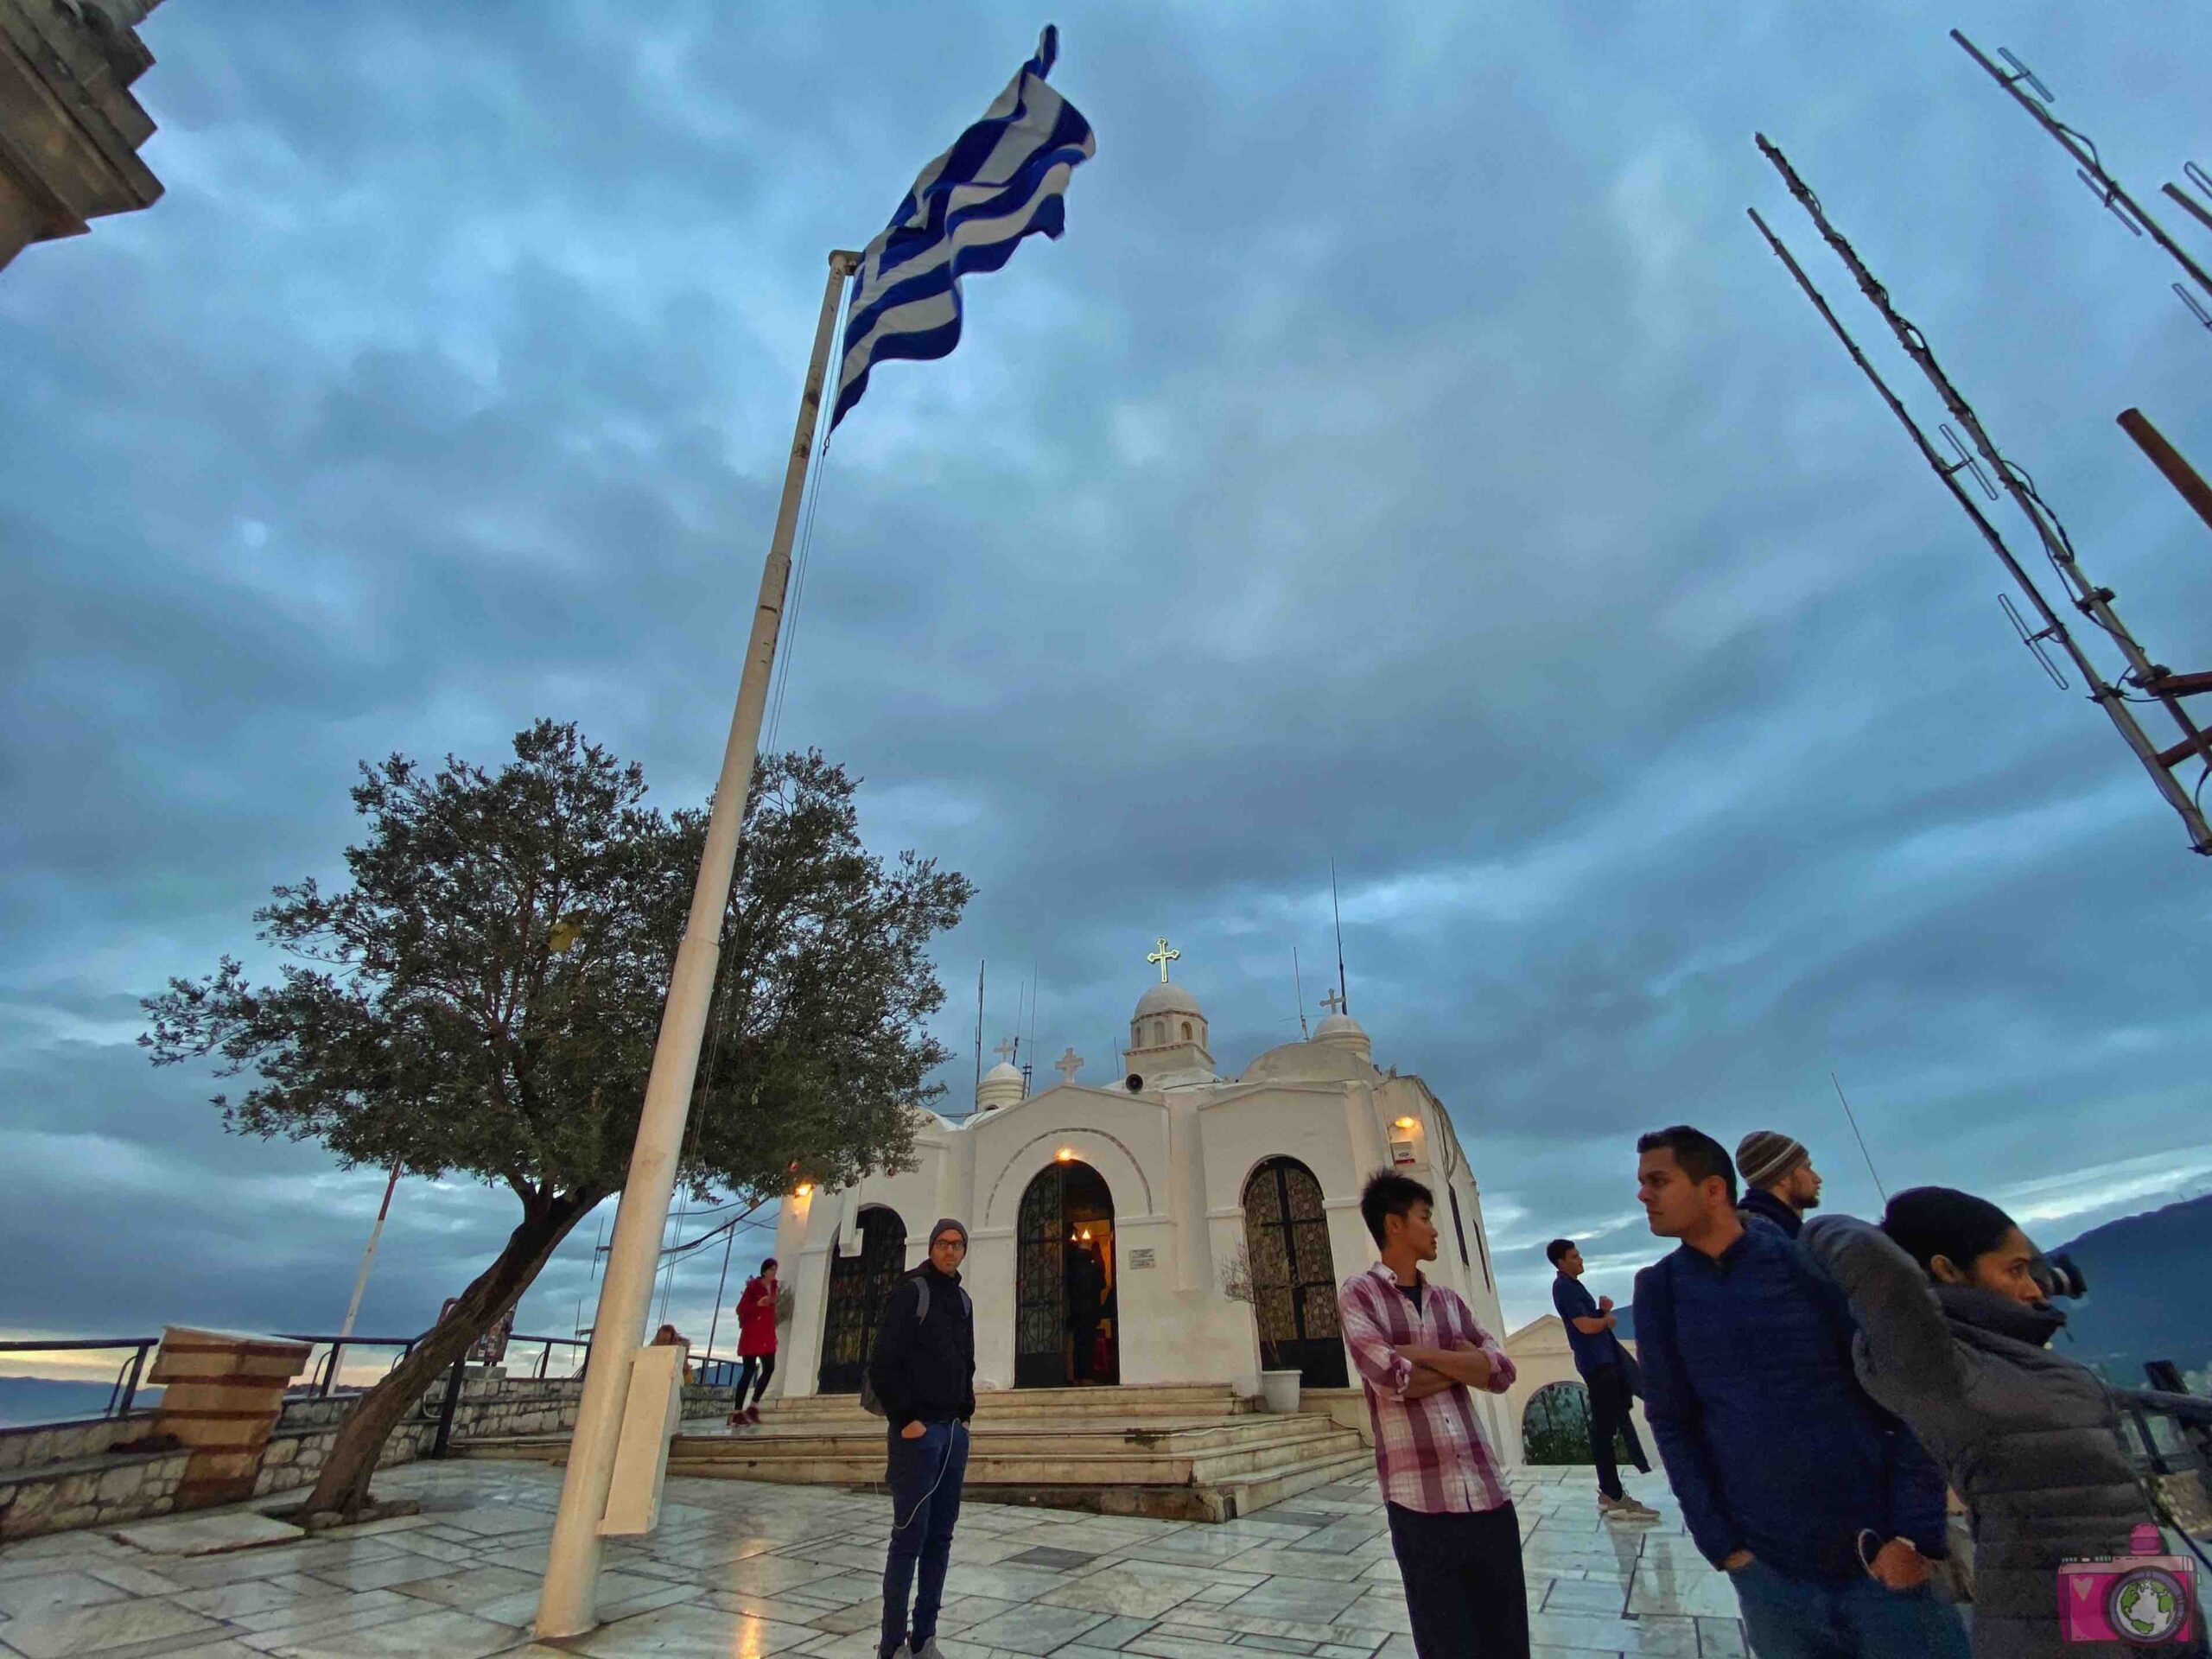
left=142, top=720, right=972, bottom=1216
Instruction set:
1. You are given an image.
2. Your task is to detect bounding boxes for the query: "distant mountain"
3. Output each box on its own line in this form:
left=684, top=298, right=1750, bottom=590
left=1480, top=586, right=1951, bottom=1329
left=2045, top=1192, right=2212, bottom=1385
left=0, top=1376, right=162, bottom=1430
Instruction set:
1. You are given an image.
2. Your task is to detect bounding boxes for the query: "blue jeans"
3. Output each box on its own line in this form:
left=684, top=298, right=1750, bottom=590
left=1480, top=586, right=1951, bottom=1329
left=1729, top=1557, right=1969, bottom=1659
left=878, top=1421, right=968, bottom=1659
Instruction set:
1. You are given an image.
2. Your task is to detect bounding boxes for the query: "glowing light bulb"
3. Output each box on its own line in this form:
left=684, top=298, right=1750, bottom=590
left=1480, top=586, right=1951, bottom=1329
left=1056, top=1148, right=1074, bottom=1163
left=795, top=1183, right=813, bottom=1198
left=1393, top=1116, right=1417, bottom=1131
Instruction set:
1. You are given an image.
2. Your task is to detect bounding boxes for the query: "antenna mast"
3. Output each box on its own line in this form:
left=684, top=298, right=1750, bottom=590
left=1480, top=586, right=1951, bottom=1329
left=974, top=959, right=985, bottom=1111
left=1831, top=1073, right=1889, bottom=1205
left=1951, top=32, right=2212, bottom=308
left=1751, top=137, right=2212, bottom=855
left=1293, top=945, right=1311, bottom=1038
left=1330, top=857, right=1350, bottom=1014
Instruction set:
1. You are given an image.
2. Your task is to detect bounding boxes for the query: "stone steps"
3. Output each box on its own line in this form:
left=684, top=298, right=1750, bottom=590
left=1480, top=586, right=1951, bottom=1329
left=459, top=1382, right=1374, bottom=1522
left=764, top=1383, right=1260, bottom=1424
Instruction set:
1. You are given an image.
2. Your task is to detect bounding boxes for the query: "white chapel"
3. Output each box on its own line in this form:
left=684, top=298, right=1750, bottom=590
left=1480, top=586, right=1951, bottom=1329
left=768, top=942, right=1520, bottom=1464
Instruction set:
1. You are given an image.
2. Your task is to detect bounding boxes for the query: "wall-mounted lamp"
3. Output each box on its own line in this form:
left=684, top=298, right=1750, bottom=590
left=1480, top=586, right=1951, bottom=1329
left=1055, top=1148, right=1074, bottom=1163
left=794, top=1183, right=814, bottom=1198
left=1393, top=1116, right=1418, bottom=1131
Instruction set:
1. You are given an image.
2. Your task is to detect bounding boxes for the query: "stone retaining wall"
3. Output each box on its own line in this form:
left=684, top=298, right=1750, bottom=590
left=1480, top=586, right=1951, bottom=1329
left=1, top=1371, right=736, bottom=1539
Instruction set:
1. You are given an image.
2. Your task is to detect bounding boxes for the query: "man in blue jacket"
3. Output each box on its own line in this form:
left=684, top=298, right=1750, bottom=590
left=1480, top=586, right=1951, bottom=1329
left=1631, top=1126, right=1966, bottom=1659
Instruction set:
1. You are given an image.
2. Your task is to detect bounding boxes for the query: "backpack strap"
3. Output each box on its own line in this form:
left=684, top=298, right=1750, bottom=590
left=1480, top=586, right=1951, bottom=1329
left=913, top=1277, right=931, bottom=1321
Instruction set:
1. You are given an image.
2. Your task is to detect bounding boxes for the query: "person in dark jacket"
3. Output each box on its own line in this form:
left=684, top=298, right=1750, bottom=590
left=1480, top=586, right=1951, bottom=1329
left=867, top=1218, right=976, bottom=1659
left=1633, top=1126, right=1967, bottom=1658
left=1065, top=1240, right=1105, bottom=1382
left=1735, top=1129, right=1821, bottom=1239
left=1804, top=1190, right=2202, bottom=1658
left=1545, top=1238, right=1656, bottom=1521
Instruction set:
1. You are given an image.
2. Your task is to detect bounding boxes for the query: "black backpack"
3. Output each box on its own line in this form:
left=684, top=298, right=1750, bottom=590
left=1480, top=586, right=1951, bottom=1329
left=859, top=1274, right=972, bottom=1417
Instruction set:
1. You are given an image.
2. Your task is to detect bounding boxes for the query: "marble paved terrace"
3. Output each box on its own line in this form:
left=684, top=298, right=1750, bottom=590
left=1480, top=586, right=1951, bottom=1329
left=0, top=1459, right=1744, bottom=1658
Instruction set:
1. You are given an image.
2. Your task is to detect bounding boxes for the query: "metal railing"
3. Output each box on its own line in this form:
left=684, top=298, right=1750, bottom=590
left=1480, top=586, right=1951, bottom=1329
left=0, top=1338, right=162, bottom=1420
left=274, top=1332, right=598, bottom=1399
left=2114, top=1380, right=2212, bottom=1532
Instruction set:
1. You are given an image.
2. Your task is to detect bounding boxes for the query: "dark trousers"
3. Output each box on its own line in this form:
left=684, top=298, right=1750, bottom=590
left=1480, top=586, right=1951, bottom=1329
left=1585, top=1364, right=1649, bottom=1501
left=1384, top=1500, right=1529, bottom=1659
left=1729, top=1557, right=1969, bottom=1658
left=879, top=1421, right=968, bottom=1659
left=735, top=1352, right=775, bottom=1408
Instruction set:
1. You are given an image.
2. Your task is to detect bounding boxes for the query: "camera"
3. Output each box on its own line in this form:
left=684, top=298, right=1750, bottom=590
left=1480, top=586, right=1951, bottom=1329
left=2056, top=1524, right=2196, bottom=1647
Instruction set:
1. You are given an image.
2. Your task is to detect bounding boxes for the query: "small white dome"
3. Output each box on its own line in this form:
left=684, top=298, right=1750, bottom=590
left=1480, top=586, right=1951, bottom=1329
left=1313, top=1010, right=1372, bottom=1059
left=1135, top=981, right=1203, bottom=1020
left=975, top=1058, right=1026, bottom=1113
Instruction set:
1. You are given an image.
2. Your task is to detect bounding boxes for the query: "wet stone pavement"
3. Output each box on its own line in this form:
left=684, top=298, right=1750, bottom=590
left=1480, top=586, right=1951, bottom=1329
left=0, top=1460, right=1743, bottom=1657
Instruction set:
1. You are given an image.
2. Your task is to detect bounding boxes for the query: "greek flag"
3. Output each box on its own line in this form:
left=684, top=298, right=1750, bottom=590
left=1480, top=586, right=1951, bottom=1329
left=830, top=26, right=1095, bottom=430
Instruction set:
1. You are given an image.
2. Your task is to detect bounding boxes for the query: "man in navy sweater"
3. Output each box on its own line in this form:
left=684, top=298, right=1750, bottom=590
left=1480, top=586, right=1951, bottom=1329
left=1632, top=1126, right=1966, bottom=1659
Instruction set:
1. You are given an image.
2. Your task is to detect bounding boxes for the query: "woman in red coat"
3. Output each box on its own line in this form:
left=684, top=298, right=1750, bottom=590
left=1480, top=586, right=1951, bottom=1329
left=730, top=1257, right=779, bottom=1425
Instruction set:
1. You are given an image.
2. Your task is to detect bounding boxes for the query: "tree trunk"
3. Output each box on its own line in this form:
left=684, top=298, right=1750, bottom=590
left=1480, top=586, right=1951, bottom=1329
left=302, top=1185, right=606, bottom=1521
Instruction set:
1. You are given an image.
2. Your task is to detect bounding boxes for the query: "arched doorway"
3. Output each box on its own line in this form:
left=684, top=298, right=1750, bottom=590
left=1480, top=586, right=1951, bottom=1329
left=816, top=1206, right=906, bottom=1394
left=1242, top=1156, right=1349, bottom=1389
left=1014, top=1160, right=1118, bottom=1388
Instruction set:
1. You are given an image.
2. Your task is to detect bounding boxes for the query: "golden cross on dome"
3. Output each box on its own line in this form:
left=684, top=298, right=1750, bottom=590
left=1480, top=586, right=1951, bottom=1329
left=1146, top=937, right=1181, bottom=982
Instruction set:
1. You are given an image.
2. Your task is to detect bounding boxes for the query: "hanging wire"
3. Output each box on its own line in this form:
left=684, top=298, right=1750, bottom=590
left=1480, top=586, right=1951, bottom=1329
left=765, top=277, right=852, bottom=757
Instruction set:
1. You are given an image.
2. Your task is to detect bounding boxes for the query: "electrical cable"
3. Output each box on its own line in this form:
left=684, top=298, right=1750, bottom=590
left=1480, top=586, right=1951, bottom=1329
left=766, top=277, right=850, bottom=757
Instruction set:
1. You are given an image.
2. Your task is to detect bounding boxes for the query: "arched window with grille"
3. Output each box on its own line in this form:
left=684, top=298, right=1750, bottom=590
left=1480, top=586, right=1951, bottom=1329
left=1240, top=1156, right=1348, bottom=1388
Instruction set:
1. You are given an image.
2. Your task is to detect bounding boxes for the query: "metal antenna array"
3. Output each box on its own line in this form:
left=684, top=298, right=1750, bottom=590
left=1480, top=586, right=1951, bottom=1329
left=1749, top=135, right=2212, bottom=855
left=1951, top=32, right=2212, bottom=327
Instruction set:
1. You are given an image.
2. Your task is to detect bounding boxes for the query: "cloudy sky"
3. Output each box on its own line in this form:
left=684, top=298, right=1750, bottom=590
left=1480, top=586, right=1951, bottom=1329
left=6, top=0, right=2211, bottom=1383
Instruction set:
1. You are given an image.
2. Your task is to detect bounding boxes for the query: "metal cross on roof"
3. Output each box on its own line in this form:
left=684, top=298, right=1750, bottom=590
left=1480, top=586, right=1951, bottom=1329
left=1320, top=989, right=1346, bottom=1016
left=994, top=1036, right=1018, bottom=1064
left=1054, top=1047, right=1084, bottom=1083
left=1146, top=937, right=1180, bottom=982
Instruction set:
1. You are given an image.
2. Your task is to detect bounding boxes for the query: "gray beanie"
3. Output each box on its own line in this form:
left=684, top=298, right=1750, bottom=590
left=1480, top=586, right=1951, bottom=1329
left=928, top=1217, right=969, bottom=1249
left=1736, top=1130, right=1809, bottom=1191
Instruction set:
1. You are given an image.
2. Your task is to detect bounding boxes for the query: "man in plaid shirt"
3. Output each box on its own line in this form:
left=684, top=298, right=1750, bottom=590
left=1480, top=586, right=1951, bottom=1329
left=1338, top=1172, right=1528, bottom=1659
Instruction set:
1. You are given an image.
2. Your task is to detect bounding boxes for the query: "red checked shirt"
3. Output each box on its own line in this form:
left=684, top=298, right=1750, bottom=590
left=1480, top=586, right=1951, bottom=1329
left=1338, top=1261, right=1517, bottom=1513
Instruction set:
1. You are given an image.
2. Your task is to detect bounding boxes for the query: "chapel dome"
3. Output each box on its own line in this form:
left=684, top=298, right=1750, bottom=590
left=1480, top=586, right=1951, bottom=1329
left=1240, top=1038, right=1379, bottom=1084
left=975, top=1058, right=1026, bottom=1114
left=1135, top=980, right=1204, bottom=1020
left=1313, top=1009, right=1373, bottom=1060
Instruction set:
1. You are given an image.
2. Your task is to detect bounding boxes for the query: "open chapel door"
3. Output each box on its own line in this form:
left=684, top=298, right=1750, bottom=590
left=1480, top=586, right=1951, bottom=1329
left=1243, top=1157, right=1350, bottom=1389
left=1014, top=1160, right=1118, bottom=1387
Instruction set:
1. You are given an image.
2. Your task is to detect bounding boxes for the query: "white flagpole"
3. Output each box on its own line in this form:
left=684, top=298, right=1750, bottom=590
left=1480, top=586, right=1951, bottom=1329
left=537, top=247, right=861, bottom=1637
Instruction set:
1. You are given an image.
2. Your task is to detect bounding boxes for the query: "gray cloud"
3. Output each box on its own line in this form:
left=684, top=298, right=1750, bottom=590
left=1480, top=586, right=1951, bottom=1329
left=3, top=0, right=2209, bottom=1368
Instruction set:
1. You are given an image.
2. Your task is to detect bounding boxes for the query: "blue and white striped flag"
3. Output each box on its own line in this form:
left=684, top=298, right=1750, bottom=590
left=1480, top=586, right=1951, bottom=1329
left=830, top=26, right=1095, bottom=430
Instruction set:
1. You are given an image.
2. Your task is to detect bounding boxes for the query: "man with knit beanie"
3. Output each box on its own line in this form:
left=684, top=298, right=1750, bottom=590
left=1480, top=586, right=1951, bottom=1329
left=1735, top=1129, right=1821, bottom=1240
left=868, top=1218, right=976, bottom=1659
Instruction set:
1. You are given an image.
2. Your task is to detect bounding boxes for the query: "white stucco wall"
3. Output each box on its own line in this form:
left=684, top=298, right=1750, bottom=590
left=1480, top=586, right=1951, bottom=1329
left=766, top=998, right=1518, bottom=1468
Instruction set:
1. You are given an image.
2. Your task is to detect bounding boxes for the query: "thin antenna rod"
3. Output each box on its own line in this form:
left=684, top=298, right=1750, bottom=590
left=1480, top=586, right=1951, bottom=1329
left=1831, top=1073, right=1888, bottom=1205
left=974, top=959, right=985, bottom=1110
left=1330, top=858, right=1350, bottom=1014
left=1752, top=141, right=2212, bottom=853
left=1027, top=960, right=1039, bottom=1079
left=1293, top=945, right=1310, bottom=1038
left=1952, top=31, right=2212, bottom=303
